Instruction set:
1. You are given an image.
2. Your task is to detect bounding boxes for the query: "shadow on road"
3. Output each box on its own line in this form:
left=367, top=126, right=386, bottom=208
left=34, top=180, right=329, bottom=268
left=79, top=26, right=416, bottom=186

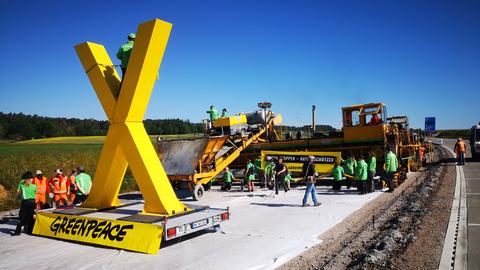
left=0, top=228, right=15, bottom=235
left=317, top=191, right=363, bottom=196
left=250, top=202, right=302, bottom=207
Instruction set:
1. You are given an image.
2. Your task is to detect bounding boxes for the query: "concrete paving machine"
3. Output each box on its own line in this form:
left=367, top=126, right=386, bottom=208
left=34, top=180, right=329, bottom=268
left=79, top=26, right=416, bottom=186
left=157, top=104, right=282, bottom=200
left=235, top=102, right=426, bottom=186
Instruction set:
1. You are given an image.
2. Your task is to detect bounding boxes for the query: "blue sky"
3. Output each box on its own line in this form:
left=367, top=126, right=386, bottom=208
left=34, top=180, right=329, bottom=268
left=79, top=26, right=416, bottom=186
left=0, top=0, right=479, bottom=129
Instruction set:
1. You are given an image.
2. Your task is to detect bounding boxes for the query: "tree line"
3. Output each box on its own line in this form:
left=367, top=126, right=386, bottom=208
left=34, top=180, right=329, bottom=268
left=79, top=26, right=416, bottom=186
left=0, top=112, right=204, bottom=141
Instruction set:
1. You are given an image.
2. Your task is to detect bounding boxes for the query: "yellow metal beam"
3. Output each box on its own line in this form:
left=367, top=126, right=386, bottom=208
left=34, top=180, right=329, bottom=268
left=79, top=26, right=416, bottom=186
left=74, top=19, right=187, bottom=215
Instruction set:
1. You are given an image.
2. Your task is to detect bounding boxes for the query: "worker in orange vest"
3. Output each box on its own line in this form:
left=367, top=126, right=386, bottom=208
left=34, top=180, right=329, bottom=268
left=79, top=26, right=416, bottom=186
left=454, top=138, right=467, bottom=165
left=419, top=146, right=425, bottom=164
left=51, top=169, right=69, bottom=207
left=67, top=168, right=78, bottom=205
left=32, top=170, right=50, bottom=210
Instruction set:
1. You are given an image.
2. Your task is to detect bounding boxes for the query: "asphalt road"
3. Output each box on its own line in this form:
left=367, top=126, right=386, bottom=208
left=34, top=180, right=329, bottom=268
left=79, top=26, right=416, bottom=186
left=442, top=139, right=480, bottom=270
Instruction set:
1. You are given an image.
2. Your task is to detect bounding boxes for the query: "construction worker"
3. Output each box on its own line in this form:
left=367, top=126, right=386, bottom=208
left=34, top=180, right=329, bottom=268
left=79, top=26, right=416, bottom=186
left=265, top=157, right=276, bottom=189
left=68, top=168, right=78, bottom=205
left=384, top=145, right=398, bottom=192
left=454, top=138, right=467, bottom=165
left=221, top=167, right=236, bottom=191
left=369, top=114, right=381, bottom=125
left=206, top=105, right=219, bottom=121
left=52, top=169, right=69, bottom=207
left=367, top=151, right=377, bottom=193
left=342, top=154, right=357, bottom=189
left=253, top=156, right=265, bottom=187
left=75, top=165, right=92, bottom=204
left=284, top=171, right=292, bottom=191
left=419, top=145, right=425, bottom=165
left=244, top=160, right=255, bottom=192
left=32, top=170, right=50, bottom=210
left=221, top=108, right=227, bottom=118
left=275, top=158, right=287, bottom=193
left=302, top=156, right=319, bottom=207
left=116, top=33, right=135, bottom=78
left=332, top=163, right=344, bottom=191
left=355, top=155, right=368, bottom=194
left=12, top=171, right=36, bottom=236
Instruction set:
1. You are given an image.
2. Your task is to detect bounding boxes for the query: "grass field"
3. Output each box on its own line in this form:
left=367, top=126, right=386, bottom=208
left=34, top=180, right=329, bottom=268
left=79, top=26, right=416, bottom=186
left=0, top=134, right=203, bottom=211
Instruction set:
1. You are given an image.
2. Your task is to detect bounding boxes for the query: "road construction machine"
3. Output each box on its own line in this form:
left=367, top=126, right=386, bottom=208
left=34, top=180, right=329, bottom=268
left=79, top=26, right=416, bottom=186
left=157, top=103, right=282, bottom=200
left=234, top=102, right=426, bottom=185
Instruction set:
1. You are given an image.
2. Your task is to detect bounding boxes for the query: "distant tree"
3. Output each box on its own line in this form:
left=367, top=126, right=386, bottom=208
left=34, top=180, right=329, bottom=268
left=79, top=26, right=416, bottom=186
left=0, top=112, right=202, bottom=140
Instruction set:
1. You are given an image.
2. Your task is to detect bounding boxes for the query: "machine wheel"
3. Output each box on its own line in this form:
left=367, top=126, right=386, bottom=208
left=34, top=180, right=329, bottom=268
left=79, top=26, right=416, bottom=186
left=203, top=181, right=212, bottom=191
left=192, top=184, right=205, bottom=201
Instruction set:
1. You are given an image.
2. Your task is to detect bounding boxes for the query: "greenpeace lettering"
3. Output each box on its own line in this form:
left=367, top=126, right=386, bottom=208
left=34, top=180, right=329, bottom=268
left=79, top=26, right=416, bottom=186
left=33, top=212, right=162, bottom=254
left=49, top=216, right=134, bottom=241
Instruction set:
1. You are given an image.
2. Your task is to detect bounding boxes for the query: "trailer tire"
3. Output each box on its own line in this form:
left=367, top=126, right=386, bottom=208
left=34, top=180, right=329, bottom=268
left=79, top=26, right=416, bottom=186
left=192, top=184, right=205, bottom=201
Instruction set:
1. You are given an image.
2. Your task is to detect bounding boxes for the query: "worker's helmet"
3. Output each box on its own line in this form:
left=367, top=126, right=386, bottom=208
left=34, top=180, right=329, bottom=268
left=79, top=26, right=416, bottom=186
left=128, top=33, right=136, bottom=40
left=35, top=170, right=42, bottom=176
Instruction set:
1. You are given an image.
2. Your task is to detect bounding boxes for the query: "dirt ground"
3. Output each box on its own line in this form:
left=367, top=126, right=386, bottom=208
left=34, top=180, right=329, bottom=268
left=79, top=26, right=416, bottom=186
left=280, top=146, right=455, bottom=269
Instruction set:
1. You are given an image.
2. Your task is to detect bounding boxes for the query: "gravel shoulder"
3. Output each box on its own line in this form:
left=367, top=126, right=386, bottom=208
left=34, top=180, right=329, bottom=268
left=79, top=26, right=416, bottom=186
left=280, top=146, right=455, bottom=269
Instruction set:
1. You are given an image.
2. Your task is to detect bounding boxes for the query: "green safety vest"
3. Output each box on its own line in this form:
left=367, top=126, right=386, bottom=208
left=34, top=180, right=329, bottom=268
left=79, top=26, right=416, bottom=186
left=76, top=173, right=92, bottom=195
left=265, top=162, right=275, bottom=177
left=207, top=108, right=219, bottom=121
left=343, top=158, right=357, bottom=175
left=116, top=41, right=134, bottom=69
left=368, top=156, right=376, bottom=172
left=385, top=151, right=398, bottom=172
left=355, top=160, right=368, bottom=181
left=246, top=163, right=255, bottom=181
left=333, top=166, right=344, bottom=181
left=223, top=171, right=234, bottom=183
left=18, top=180, right=36, bottom=200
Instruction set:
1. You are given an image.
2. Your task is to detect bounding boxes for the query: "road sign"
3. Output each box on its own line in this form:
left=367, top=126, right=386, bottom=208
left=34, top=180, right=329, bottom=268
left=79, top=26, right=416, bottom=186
left=425, top=117, right=436, bottom=132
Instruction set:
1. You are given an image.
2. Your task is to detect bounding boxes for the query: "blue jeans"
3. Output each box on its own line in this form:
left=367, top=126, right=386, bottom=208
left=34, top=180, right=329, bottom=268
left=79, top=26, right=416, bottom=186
left=302, top=183, right=318, bottom=206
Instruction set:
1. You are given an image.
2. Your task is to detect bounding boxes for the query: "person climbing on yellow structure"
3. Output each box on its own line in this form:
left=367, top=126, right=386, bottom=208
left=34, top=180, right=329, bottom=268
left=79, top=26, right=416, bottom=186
left=116, top=33, right=136, bottom=78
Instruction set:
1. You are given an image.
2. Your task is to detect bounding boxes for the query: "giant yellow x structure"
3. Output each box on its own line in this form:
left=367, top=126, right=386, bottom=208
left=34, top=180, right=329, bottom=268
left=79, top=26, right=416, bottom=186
left=74, top=19, right=187, bottom=215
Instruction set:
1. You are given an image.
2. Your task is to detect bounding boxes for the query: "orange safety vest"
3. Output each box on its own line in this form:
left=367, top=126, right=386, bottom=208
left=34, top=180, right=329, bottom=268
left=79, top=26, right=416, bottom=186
left=457, top=141, right=466, bottom=153
left=53, top=176, right=67, bottom=194
left=33, top=176, right=47, bottom=195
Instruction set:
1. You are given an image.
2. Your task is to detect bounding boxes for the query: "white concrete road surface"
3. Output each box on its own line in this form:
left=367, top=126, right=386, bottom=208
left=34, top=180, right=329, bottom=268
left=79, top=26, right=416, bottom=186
left=0, top=185, right=382, bottom=270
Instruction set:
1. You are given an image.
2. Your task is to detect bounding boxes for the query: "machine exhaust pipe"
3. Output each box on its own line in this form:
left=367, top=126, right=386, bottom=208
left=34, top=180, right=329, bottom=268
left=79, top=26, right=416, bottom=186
left=312, top=105, right=316, bottom=133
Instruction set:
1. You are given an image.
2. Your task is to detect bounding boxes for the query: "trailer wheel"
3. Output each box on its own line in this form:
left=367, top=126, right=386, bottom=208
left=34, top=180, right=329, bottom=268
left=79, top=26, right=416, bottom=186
left=192, top=184, right=205, bottom=201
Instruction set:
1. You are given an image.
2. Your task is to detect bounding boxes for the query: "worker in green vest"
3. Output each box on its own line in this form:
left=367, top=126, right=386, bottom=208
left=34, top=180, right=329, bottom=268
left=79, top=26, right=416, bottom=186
left=244, top=160, right=255, bottom=192
left=12, top=171, right=36, bottom=236
left=332, top=163, right=344, bottom=191
left=355, top=154, right=368, bottom=194
left=221, top=167, right=236, bottom=191
left=253, top=156, right=265, bottom=187
left=284, top=171, right=292, bottom=191
left=342, top=154, right=357, bottom=189
left=74, top=165, right=92, bottom=204
left=265, top=158, right=276, bottom=189
left=384, top=145, right=398, bottom=192
left=206, top=106, right=219, bottom=121
left=221, top=108, right=227, bottom=118
left=116, top=33, right=135, bottom=78
left=367, top=151, right=377, bottom=193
